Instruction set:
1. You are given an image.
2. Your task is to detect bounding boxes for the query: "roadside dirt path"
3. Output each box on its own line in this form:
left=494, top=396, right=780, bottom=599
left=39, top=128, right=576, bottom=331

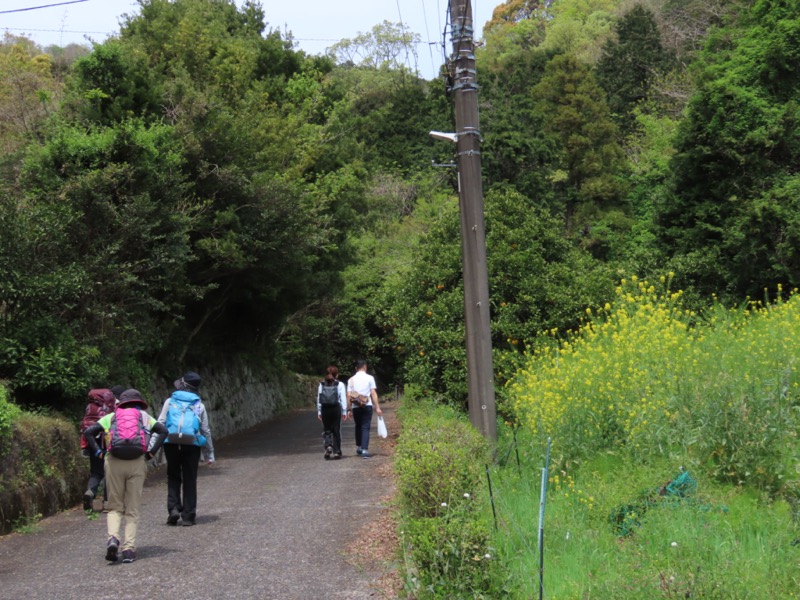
left=0, top=403, right=400, bottom=600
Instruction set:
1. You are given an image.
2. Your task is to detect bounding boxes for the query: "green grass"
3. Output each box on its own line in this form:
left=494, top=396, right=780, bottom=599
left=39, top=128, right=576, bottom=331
left=496, top=280, right=800, bottom=598
left=490, top=447, right=800, bottom=599
left=12, top=513, right=42, bottom=534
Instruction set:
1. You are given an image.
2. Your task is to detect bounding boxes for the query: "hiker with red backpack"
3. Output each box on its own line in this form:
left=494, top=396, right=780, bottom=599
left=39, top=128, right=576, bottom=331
left=80, top=388, right=116, bottom=511
left=83, top=389, right=167, bottom=563
left=157, top=371, right=215, bottom=527
left=317, top=365, right=348, bottom=459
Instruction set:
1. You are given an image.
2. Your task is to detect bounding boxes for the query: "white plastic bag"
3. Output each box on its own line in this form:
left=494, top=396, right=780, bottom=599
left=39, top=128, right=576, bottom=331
left=377, top=416, right=388, bottom=439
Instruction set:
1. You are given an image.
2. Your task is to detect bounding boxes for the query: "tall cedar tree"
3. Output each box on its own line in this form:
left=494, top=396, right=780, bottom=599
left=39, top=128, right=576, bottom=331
left=532, top=53, right=627, bottom=246
left=596, top=4, right=675, bottom=134
left=656, top=0, right=800, bottom=299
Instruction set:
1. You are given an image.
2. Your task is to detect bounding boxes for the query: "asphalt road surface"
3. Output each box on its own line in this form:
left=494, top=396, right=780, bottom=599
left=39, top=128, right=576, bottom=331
left=0, top=406, right=397, bottom=599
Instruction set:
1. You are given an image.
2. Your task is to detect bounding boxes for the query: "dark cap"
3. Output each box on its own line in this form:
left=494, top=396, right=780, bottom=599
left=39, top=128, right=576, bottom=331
left=110, top=385, right=125, bottom=399
left=117, top=389, right=148, bottom=409
left=174, top=371, right=201, bottom=392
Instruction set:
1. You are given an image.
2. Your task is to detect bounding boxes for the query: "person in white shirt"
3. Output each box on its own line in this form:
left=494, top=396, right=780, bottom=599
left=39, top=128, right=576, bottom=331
left=346, top=359, right=382, bottom=459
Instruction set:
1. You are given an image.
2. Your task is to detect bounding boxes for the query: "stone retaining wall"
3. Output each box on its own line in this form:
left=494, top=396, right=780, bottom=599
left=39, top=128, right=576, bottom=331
left=0, top=364, right=318, bottom=534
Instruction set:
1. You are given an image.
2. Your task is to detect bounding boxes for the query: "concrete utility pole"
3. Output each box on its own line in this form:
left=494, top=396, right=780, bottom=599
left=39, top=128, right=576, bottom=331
left=447, top=0, right=497, bottom=441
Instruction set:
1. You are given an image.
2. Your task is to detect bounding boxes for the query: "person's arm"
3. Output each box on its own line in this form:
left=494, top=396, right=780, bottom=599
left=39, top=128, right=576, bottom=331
left=199, top=405, right=215, bottom=463
left=147, top=421, right=168, bottom=458
left=371, top=388, right=382, bottom=415
left=83, top=422, right=104, bottom=455
left=157, top=398, right=170, bottom=424
left=338, top=382, right=348, bottom=419
left=343, top=378, right=350, bottom=416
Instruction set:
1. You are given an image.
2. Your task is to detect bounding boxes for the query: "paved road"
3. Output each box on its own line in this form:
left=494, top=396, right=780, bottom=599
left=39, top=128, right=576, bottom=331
left=0, top=406, right=397, bottom=599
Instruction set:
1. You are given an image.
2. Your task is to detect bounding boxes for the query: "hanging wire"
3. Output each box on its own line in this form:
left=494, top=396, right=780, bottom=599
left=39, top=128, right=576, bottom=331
left=2, top=26, right=107, bottom=35
left=0, top=0, right=88, bottom=14
left=395, top=0, right=417, bottom=74
left=420, top=0, right=438, bottom=77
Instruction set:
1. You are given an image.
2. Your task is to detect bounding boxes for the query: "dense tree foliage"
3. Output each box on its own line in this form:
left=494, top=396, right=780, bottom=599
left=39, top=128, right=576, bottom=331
left=1, top=0, right=799, bottom=408
left=655, top=0, right=800, bottom=298
left=596, top=5, right=675, bottom=133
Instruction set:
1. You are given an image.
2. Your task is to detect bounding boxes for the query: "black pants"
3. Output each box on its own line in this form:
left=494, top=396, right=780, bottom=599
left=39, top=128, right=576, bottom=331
left=87, top=451, right=106, bottom=500
left=320, top=404, right=342, bottom=455
left=164, top=444, right=201, bottom=522
left=353, top=405, right=373, bottom=451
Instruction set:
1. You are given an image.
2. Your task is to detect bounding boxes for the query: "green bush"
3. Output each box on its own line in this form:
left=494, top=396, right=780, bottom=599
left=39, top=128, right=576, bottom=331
left=396, top=397, right=489, bottom=517
left=0, top=384, right=20, bottom=447
left=395, top=398, right=508, bottom=598
left=0, top=408, right=84, bottom=533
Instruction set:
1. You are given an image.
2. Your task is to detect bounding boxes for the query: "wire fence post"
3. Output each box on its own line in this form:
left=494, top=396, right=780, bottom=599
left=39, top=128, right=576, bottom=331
left=538, top=437, right=551, bottom=600
left=512, top=426, right=521, bottom=475
left=485, top=464, right=498, bottom=531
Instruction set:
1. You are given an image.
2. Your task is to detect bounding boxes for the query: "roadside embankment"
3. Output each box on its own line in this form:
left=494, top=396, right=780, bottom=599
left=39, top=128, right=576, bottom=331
left=0, top=363, right=318, bottom=533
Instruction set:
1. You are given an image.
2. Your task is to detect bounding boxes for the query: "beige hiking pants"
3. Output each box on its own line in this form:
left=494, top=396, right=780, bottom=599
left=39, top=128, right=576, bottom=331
left=104, top=454, right=147, bottom=551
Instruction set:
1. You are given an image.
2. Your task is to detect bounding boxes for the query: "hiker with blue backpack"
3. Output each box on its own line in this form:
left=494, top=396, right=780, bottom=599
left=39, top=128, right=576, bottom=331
left=317, top=365, right=348, bottom=460
left=157, top=371, right=215, bottom=527
left=83, top=389, right=167, bottom=563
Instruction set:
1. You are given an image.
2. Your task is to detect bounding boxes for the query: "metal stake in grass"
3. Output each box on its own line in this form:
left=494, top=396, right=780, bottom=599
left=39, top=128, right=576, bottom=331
left=486, top=464, right=498, bottom=531
left=538, top=437, right=551, bottom=600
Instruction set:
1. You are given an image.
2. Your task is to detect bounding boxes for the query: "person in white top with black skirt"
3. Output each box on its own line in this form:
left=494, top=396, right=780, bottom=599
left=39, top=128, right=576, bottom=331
left=317, top=365, right=348, bottom=459
left=346, top=359, right=382, bottom=459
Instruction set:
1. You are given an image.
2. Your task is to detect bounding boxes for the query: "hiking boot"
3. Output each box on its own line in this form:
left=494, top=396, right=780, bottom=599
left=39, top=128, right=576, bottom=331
left=361, top=451, right=372, bottom=459
left=324, top=446, right=333, bottom=459
left=105, top=536, right=119, bottom=562
left=356, top=447, right=363, bottom=455
left=166, top=508, right=180, bottom=526
left=82, top=490, right=94, bottom=511
left=333, top=453, right=342, bottom=460
left=122, top=550, right=136, bottom=563
left=181, top=518, right=195, bottom=527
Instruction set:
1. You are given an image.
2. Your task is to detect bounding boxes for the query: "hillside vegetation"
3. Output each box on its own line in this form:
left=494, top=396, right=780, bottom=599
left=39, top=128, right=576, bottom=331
left=2, top=0, right=800, bottom=593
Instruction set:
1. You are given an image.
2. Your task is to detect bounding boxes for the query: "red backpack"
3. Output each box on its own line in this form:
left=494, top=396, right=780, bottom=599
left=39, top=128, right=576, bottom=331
left=108, top=408, right=150, bottom=459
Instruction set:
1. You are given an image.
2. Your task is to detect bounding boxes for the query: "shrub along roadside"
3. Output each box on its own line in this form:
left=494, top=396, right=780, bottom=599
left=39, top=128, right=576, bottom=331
left=0, top=407, right=84, bottom=534
left=394, top=395, right=510, bottom=598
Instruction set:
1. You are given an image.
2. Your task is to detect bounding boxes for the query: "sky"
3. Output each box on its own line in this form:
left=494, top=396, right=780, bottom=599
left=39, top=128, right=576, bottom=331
left=1, top=0, right=499, bottom=79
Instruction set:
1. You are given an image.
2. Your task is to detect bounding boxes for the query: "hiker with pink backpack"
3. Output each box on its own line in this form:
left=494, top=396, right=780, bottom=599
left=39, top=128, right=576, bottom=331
left=83, top=389, right=167, bottom=563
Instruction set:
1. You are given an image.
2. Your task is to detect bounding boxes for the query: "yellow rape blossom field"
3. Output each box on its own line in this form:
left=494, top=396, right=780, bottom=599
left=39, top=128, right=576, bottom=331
left=509, top=276, right=799, bottom=490
left=491, top=277, right=800, bottom=599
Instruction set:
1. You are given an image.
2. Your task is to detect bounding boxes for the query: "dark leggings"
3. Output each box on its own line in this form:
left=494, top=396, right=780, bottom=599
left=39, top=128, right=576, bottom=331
left=87, top=452, right=107, bottom=500
left=164, top=444, right=201, bottom=521
left=321, top=404, right=343, bottom=454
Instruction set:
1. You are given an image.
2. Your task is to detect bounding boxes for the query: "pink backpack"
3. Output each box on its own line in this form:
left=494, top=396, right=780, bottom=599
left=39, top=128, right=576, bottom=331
left=108, top=408, right=149, bottom=459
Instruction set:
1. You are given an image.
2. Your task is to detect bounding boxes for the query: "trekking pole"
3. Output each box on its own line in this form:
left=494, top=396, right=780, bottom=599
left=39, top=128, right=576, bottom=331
left=538, top=437, right=551, bottom=600
left=512, top=426, right=521, bottom=475
left=486, top=464, right=498, bottom=531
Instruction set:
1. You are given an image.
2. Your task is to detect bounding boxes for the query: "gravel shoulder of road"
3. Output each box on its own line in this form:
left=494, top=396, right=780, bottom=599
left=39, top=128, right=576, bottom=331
left=0, top=400, right=404, bottom=600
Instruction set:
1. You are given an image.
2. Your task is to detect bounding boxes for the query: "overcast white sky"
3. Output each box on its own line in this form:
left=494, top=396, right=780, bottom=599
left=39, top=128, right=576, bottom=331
left=2, top=0, right=498, bottom=79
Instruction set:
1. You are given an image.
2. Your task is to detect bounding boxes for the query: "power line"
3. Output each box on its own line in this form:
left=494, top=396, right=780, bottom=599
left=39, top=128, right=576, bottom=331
left=2, top=27, right=107, bottom=35
left=0, top=0, right=89, bottom=15
left=395, top=0, right=416, bottom=74
left=420, top=0, right=438, bottom=78
left=1, top=26, right=442, bottom=48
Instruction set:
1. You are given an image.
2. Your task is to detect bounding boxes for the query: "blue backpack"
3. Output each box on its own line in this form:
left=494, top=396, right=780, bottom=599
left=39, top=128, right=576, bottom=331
left=165, top=391, right=206, bottom=446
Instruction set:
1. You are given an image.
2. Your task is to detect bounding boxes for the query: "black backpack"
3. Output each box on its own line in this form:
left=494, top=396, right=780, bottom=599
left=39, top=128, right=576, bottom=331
left=319, top=382, right=340, bottom=406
